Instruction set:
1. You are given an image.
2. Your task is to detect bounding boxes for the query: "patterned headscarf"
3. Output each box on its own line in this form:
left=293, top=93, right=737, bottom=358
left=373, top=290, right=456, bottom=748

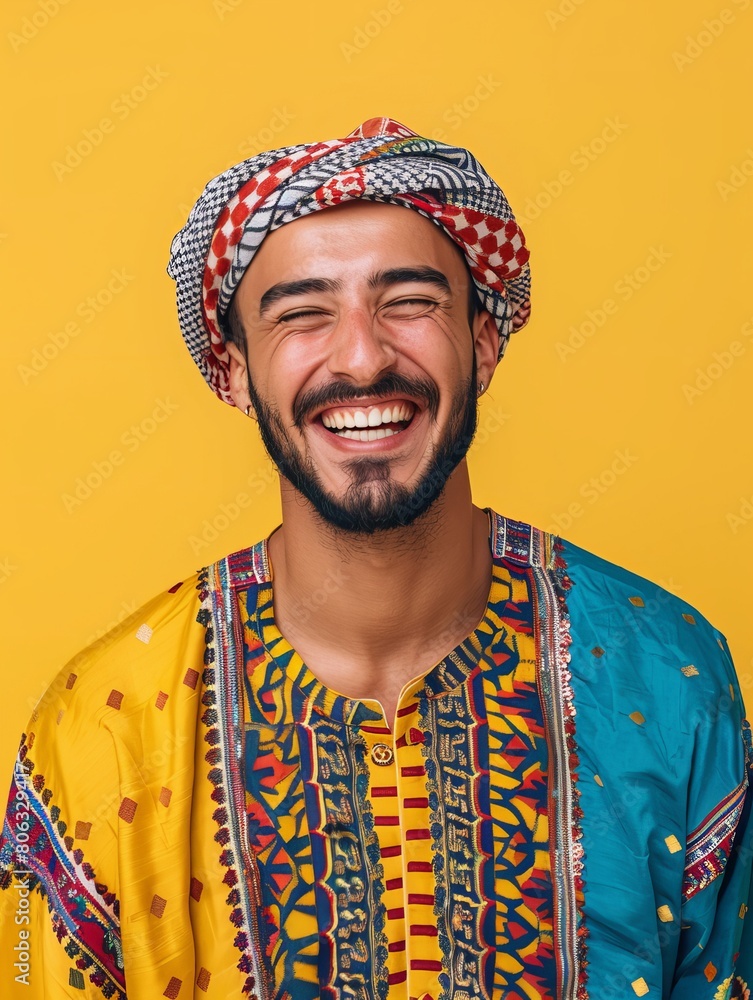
left=168, top=117, right=531, bottom=406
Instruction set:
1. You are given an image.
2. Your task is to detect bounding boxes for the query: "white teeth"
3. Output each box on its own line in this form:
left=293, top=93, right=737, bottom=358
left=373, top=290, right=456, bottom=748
left=334, top=426, right=399, bottom=440
left=320, top=401, right=416, bottom=430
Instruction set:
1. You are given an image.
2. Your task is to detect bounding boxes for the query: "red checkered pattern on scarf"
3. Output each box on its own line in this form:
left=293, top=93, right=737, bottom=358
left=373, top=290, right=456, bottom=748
left=167, top=116, right=532, bottom=405
left=200, top=129, right=529, bottom=372
left=202, top=141, right=343, bottom=352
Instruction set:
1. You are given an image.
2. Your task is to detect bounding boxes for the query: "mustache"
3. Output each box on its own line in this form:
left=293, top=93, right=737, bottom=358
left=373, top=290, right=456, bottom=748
left=292, top=372, right=440, bottom=430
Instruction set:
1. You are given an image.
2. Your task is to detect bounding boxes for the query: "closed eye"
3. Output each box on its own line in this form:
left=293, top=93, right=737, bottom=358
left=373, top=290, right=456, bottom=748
left=383, top=298, right=438, bottom=310
left=279, top=309, right=328, bottom=322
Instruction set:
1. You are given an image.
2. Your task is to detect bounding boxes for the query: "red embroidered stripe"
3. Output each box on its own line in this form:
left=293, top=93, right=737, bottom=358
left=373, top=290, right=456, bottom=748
left=374, top=816, right=400, bottom=826
left=409, top=924, right=438, bottom=936
left=380, top=845, right=402, bottom=858
left=401, top=765, right=425, bottom=777
left=388, top=940, right=406, bottom=952
left=408, top=893, right=435, bottom=906
left=406, top=829, right=431, bottom=841
left=403, top=797, right=429, bottom=809
left=407, top=861, right=433, bottom=872
left=388, top=971, right=408, bottom=985
left=682, top=777, right=748, bottom=900
left=410, top=960, right=443, bottom=971
left=397, top=704, right=417, bottom=717
left=387, top=907, right=405, bottom=920
left=396, top=730, right=426, bottom=748
left=361, top=725, right=392, bottom=734
left=386, top=877, right=403, bottom=891
left=371, top=786, right=398, bottom=797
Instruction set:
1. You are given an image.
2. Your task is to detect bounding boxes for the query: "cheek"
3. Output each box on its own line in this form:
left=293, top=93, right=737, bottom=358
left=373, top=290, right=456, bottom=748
left=404, top=314, right=471, bottom=362
left=262, top=348, right=322, bottom=418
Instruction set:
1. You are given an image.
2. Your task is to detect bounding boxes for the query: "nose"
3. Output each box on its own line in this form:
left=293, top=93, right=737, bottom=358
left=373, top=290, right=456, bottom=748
left=326, top=306, right=398, bottom=386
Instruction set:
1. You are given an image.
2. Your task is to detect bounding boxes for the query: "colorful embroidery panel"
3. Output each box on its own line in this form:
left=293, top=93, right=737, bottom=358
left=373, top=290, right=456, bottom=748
left=234, top=519, right=560, bottom=1000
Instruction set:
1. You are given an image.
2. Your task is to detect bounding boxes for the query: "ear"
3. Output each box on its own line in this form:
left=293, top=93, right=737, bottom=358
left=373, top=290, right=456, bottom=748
left=471, top=309, right=501, bottom=392
left=225, top=341, right=256, bottom=418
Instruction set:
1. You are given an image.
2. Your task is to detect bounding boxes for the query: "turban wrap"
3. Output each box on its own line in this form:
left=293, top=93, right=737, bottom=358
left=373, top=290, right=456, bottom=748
left=167, top=116, right=531, bottom=406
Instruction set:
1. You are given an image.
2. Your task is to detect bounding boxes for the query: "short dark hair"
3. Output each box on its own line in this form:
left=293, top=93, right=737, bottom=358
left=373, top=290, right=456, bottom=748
left=225, top=296, right=247, bottom=352
left=223, top=259, right=481, bottom=351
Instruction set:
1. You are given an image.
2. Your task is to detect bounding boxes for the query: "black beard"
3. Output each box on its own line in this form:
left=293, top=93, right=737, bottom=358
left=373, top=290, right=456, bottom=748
left=245, top=358, right=479, bottom=536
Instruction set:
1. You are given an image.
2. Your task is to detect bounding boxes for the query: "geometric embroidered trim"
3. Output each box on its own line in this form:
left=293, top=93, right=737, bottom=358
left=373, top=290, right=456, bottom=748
left=682, top=775, right=748, bottom=901
left=527, top=534, right=589, bottom=999
left=196, top=562, right=269, bottom=999
left=0, top=753, right=125, bottom=999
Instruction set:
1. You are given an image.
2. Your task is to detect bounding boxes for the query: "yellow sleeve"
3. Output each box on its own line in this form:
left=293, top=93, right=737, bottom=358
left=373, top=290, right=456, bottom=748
left=0, top=572, right=204, bottom=999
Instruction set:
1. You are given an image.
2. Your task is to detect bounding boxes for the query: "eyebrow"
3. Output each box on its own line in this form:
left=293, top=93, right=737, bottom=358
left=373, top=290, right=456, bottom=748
left=258, top=267, right=452, bottom=316
left=259, top=278, right=342, bottom=315
left=368, top=267, right=451, bottom=294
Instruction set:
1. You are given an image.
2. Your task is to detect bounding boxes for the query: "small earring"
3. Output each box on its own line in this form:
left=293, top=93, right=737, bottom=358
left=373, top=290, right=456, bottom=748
left=245, top=405, right=253, bottom=417
left=477, top=381, right=485, bottom=396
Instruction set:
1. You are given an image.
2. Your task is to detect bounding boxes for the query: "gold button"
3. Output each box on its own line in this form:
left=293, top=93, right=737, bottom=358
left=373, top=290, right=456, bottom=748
left=371, top=743, right=394, bottom=766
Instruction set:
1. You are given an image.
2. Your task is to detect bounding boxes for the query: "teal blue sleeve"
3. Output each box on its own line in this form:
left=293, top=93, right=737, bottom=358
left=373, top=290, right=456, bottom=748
left=670, top=630, right=753, bottom=999
left=732, top=724, right=753, bottom=988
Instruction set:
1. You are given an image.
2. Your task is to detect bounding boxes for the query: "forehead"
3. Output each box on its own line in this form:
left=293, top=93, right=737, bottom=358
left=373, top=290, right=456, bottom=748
left=236, top=200, right=470, bottom=296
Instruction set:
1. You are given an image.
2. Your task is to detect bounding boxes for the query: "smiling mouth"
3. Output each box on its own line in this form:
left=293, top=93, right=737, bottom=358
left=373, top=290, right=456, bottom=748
left=317, top=400, right=417, bottom=441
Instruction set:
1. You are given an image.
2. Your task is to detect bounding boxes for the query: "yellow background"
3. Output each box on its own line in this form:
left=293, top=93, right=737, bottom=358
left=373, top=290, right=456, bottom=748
left=1, top=0, right=752, bottom=773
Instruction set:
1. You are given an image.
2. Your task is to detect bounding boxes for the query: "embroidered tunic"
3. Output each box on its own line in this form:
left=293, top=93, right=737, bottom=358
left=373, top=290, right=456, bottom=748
left=239, top=529, right=552, bottom=999
left=0, top=511, right=751, bottom=999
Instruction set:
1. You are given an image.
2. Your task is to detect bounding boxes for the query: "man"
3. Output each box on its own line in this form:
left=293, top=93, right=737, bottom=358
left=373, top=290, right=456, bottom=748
left=0, top=117, right=750, bottom=999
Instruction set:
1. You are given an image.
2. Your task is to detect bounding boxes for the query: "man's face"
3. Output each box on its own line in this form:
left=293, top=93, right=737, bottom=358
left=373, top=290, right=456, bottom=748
left=226, top=200, right=497, bottom=535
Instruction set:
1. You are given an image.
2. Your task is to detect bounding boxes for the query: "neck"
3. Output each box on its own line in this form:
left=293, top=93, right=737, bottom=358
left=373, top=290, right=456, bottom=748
left=265, top=463, right=493, bottom=714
